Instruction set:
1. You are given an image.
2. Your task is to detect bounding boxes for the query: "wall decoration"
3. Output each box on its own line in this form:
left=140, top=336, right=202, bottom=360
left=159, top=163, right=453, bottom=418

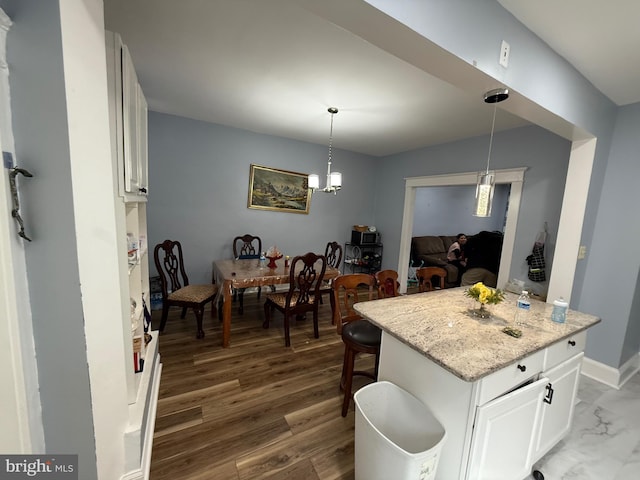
left=247, top=164, right=311, bottom=214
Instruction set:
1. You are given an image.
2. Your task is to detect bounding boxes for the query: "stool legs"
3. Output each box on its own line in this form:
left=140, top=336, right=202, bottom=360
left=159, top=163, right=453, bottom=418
left=341, top=346, right=356, bottom=417
left=339, top=345, right=380, bottom=417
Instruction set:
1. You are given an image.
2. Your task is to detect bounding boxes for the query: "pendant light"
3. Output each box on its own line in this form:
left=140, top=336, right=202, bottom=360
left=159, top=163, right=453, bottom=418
left=474, top=88, right=509, bottom=217
left=309, top=107, right=342, bottom=194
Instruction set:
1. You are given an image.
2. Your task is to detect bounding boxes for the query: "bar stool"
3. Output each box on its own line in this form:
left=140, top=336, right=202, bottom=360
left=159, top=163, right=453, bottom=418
left=332, top=273, right=381, bottom=416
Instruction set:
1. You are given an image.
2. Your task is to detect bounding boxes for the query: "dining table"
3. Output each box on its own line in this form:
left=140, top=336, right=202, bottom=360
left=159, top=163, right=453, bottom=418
left=212, top=257, right=340, bottom=347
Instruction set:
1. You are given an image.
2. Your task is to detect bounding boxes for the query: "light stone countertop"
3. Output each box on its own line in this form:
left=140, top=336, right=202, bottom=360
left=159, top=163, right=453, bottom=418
left=353, top=287, right=601, bottom=382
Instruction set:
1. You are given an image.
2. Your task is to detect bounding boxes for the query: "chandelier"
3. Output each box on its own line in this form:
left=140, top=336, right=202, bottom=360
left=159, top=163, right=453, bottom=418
left=309, top=107, right=342, bottom=194
left=474, top=88, right=509, bottom=217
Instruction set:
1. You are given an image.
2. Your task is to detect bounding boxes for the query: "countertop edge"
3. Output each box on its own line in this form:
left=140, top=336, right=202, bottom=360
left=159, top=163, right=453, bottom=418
left=354, top=290, right=601, bottom=383
left=375, top=321, right=600, bottom=383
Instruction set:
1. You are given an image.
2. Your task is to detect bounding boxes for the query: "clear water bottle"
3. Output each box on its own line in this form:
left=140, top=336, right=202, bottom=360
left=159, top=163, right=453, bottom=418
left=515, top=290, right=531, bottom=325
left=552, top=297, right=569, bottom=323
left=259, top=251, right=266, bottom=267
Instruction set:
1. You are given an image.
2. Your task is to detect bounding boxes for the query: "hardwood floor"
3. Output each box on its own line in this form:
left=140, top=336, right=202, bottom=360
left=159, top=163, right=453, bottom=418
left=149, top=290, right=375, bottom=479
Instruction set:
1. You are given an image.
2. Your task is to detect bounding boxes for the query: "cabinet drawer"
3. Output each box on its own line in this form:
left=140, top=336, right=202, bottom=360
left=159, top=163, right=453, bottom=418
left=543, top=330, right=586, bottom=371
left=477, top=349, right=545, bottom=405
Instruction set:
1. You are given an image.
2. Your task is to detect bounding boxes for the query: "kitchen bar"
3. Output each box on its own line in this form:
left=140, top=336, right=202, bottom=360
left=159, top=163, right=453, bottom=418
left=354, top=288, right=601, bottom=480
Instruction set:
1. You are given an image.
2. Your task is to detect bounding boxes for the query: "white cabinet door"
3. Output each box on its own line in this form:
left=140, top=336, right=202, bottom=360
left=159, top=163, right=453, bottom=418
left=467, top=377, right=548, bottom=480
left=122, top=44, right=141, bottom=195
left=533, top=352, right=583, bottom=461
left=136, top=83, right=148, bottom=195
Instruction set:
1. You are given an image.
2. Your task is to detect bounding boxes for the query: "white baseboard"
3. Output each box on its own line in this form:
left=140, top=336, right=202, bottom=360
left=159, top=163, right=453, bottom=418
left=121, top=468, right=142, bottom=480
left=581, top=352, right=640, bottom=389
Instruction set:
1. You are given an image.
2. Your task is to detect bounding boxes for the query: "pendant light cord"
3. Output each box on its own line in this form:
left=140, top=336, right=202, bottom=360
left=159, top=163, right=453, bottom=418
left=485, top=102, right=498, bottom=175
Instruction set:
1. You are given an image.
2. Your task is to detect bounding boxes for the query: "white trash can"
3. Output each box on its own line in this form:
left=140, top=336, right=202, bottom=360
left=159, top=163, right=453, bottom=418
left=354, top=381, right=446, bottom=480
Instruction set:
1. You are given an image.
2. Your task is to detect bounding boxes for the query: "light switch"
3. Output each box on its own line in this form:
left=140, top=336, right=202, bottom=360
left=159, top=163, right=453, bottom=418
left=577, top=245, right=587, bottom=259
left=3, top=151, right=14, bottom=169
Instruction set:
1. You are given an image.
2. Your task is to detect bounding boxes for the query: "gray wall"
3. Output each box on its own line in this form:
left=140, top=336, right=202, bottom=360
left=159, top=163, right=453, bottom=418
left=147, top=111, right=376, bottom=284
left=584, top=103, right=640, bottom=367
left=413, top=184, right=509, bottom=236
left=371, top=126, right=570, bottom=287
left=1, top=0, right=97, bottom=476
left=147, top=114, right=568, bottom=293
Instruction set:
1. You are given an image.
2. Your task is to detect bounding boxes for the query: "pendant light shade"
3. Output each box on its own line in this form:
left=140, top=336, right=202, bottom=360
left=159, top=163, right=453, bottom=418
left=308, top=173, right=320, bottom=190
left=309, top=107, right=341, bottom=194
left=474, top=88, right=509, bottom=217
left=474, top=171, right=496, bottom=217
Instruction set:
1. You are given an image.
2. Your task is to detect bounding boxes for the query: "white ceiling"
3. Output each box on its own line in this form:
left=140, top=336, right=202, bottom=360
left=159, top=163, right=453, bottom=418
left=103, top=0, right=640, bottom=157
left=498, top=0, right=640, bottom=107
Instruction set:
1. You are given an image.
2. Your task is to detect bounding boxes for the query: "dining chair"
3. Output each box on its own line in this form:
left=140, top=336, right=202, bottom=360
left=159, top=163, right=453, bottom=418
left=375, top=269, right=401, bottom=298
left=263, top=252, right=327, bottom=347
left=154, top=239, right=218, bottom=339
left=332, top=273, right=380, bottom=417
left=417, top=266, right=448, bottom=292
left=319, top=241, right=343, bottom=311
left=232, top=234, right=262, bottom=314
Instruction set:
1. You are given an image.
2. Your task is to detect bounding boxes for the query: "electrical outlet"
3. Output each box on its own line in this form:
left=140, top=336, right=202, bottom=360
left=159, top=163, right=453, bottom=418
left=499, top=40, right=510, bottom=68
left=577, top=245, right=587, bottom=259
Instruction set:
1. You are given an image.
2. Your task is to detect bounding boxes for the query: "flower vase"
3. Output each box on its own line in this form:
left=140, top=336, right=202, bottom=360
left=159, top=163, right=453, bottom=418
left=473, top=302, right=492, bottom=319
left=266, top=255, right=282, bottom=269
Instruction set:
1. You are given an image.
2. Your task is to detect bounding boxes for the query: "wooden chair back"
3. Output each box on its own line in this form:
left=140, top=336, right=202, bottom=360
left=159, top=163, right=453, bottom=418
left=417, top=266, right=448, bottom=292
left=375, top=269, right=400, bottom=298
left=324, top=241, right=343, bottom=270
left=263, top=252, right=327, bottom=347
left=153, top=239, right=218, bottom=338
left=154, top=239, right=190, bottom=296
left=332, top=273, right=376, bottom=334
left=284, top=252, right=327, bottom=309
left=233, top=234, right=262, bottom=258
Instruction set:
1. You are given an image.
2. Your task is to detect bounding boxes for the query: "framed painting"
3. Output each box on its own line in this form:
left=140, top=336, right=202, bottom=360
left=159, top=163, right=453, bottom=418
left=247, top=164, right=311, bottom=214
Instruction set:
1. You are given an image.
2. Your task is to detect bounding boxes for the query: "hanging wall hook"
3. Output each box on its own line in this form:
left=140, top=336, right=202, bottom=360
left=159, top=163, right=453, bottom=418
left=9, top=166, right=33, bottom=241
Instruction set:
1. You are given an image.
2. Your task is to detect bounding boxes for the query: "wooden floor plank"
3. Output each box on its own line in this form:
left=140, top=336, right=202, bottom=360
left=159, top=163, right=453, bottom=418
left=149, top=291, right=378, bottom=480
left=235, top=416, right=354, bottom=479
left=154, top=406, right=203, bottom=438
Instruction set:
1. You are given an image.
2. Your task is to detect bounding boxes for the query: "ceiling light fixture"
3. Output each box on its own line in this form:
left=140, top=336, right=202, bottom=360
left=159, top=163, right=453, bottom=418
left=474, top=88, right=509, bottom=217
left=309, top=107, right=341, bottom=194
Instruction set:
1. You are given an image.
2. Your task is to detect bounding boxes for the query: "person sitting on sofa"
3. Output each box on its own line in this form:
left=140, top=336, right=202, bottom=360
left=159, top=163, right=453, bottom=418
left=447, top=233, right=467, bottom=285
left=460, top=231, right=503, bottom=288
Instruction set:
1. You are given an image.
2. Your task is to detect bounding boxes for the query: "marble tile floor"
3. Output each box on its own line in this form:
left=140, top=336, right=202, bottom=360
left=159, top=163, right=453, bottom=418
left=527, top=371, right=640, bottom=480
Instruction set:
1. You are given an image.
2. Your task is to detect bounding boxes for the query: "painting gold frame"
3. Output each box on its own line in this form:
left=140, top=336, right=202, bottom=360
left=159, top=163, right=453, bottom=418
left=247, top=164, right=311, bottom=214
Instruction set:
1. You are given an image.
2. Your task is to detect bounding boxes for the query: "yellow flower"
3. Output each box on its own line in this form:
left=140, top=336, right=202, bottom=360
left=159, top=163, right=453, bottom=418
left=464, top=281, right=505, bottom=305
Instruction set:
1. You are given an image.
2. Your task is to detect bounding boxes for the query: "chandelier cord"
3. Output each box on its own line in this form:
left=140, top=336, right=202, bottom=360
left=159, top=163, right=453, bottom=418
left=326, top=111, right=334, bottom=179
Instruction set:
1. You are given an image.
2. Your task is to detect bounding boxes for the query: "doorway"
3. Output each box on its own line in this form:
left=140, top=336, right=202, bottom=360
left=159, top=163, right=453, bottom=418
left=397, top=168, right=526, bottom=293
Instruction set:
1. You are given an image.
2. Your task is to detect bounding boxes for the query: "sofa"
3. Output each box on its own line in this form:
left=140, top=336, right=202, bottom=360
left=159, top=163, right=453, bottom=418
left=460, top=230, right=503, bottom=288
left=411, top=235, right=460, bottom=287
left=411, top=231, right=504, bottom=288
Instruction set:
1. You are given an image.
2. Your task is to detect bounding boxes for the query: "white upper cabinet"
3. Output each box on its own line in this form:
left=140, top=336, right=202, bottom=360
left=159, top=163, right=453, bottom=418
left=137, top=83, right=148, bottom=195
left=110, top=34, right=148, bottom=201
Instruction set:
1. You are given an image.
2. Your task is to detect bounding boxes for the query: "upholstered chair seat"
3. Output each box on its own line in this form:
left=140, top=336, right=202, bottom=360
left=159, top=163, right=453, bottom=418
left=168, top=284, right=217, bottom=303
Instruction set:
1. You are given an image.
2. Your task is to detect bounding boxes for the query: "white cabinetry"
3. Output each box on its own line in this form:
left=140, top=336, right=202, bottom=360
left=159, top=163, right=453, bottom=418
left=106, top=31, right=160, bottom=480
left=468, top=349, right=548, bottom=480
left=468, top=377, right=547, bottom=480
left=111, top=36, right=149, bottom=200
left=534, top=342, right=584, bottom=461
left=377, top=330, right=588, bottom=480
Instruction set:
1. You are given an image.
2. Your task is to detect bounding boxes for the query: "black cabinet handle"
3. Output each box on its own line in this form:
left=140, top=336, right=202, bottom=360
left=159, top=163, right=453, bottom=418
left=517, top=364, right=526, bottom=372
left=568, top=340, right=576, bottom=346
left=544, top=383, right=554, bottom=404
left=139, top=187, right=147, bottom=194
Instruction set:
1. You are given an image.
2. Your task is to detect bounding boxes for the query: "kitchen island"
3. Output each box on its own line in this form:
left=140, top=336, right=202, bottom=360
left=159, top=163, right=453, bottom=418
left=354, top=288, right=600, bottom=480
